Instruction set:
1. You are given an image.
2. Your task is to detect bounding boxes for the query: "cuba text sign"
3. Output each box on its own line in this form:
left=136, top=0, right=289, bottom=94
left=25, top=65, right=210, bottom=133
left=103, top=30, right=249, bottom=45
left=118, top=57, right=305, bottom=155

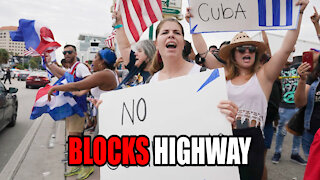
left=189, top=0, right=300, bottom=33
left=98, top=69, right=245, bottom=180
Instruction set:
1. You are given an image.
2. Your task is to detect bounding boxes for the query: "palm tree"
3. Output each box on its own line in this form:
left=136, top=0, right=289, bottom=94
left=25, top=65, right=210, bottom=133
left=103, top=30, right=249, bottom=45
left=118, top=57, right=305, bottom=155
left=0, top=49, right=9, bottom=64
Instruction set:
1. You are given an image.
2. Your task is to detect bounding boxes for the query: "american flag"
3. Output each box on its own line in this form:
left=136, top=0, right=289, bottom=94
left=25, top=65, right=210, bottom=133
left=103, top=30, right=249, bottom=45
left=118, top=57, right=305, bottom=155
left=24, top=47, right=37, bottom=56
left=119, top=0, right=162, bottom=43
left=104, top=29, right=117, bottom=49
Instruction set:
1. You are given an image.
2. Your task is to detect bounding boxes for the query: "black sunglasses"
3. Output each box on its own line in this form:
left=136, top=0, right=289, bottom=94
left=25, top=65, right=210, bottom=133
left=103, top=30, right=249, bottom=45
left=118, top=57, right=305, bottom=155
left=236, top=45, right=257, bottom=53
left=63, top=50, right=73, bottom=55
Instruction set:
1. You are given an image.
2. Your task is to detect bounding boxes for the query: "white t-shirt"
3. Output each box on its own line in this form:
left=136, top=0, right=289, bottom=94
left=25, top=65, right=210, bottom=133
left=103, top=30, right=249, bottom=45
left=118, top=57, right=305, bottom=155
left=68, top=62, right=91, bottom=79
left=226, top=73, right=268, bottom=132
left=149, top=64, right=202, bottom=83
left=90, top=70, right=119, bottom=99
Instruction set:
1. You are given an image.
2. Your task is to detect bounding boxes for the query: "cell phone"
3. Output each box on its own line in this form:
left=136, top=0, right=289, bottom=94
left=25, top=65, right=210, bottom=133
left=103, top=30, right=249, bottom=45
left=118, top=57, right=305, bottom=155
left=302, top=51, right=313, bottom=72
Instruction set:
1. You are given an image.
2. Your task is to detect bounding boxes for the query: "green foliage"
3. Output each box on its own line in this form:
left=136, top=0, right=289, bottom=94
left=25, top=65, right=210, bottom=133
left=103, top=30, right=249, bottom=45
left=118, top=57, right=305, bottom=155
left=30, top=56, right=42, bottom=63
left=23, top=63, right=29, bottom=69
left=28, top=56, right=42, bottom=69
left=29, top=59, right=38, bottom=69
left=0, top=49, right=9, bottom=64
left=15, top=64, right=25, bottom=69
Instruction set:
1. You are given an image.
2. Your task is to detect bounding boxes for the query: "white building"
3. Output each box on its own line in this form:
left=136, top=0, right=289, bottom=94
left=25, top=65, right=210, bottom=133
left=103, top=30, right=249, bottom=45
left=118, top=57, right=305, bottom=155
left=77, top=34, right=108, bottom=63
left=0, top=26, right=26, bottom=56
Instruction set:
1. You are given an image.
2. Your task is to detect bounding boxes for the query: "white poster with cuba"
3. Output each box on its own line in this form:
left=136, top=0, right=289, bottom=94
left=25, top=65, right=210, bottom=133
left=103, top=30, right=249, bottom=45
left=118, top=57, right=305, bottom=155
left=189, top=0, right=300, bottom=33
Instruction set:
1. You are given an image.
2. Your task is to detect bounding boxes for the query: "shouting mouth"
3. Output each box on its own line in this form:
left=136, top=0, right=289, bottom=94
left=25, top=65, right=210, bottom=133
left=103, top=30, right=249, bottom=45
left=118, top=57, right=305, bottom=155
left=166, top=42, right=177, bottom=49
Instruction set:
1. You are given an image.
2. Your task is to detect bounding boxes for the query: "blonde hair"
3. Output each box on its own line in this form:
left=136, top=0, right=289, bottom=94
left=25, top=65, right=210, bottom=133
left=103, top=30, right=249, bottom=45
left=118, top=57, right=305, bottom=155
left=225, top=49, right=261, bottom=80
left=149, top=18, right=184, bottom=75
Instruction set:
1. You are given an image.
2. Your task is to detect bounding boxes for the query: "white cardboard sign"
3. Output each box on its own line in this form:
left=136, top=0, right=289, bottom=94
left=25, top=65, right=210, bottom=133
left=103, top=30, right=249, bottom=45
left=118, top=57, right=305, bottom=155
left=189, top=0, right=300, bottom=34
left=99, top=69, right=240, bottom=180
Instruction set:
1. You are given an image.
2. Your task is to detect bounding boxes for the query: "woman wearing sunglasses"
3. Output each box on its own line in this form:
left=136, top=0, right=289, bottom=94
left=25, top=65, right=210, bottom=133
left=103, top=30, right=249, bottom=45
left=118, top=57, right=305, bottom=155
left=186, top=0, right=308, bottom=179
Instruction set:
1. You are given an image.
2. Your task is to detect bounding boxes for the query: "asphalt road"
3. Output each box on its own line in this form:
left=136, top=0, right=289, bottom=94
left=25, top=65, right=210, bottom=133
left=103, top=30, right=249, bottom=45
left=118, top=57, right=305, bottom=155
left=266, top=132, right=306, bottom=180
left=0, top=78, right=37, bottom=172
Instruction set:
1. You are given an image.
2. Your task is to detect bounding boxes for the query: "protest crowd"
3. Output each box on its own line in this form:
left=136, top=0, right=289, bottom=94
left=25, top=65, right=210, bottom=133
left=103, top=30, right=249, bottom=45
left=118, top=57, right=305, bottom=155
left=8, top=0, right=320, bottom=179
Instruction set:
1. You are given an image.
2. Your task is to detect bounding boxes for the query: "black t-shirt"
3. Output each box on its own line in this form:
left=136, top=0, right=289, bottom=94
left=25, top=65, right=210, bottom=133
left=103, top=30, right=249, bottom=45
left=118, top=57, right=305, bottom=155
left=307, top=77, right=320, bottom=135
left=6, top=69, right=11, bottom=77
left=279, top=63, right=300, bottom=108
left=266, top=79, right=282, bottom=123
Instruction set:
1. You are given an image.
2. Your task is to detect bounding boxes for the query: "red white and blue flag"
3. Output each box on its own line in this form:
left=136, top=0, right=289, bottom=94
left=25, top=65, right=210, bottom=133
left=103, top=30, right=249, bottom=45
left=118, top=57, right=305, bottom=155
left=30, top=72, right=84, bottom=121
left=118, top=0, right=162, bottom=43
left=10, top=19, right=61, bottom=78
left=258, top=0, right=293, bottom=27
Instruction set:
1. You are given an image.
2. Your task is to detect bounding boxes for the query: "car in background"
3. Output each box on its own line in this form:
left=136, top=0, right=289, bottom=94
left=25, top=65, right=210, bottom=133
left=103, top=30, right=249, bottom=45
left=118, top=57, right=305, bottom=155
left=11, top=69, right=20, bottom=79
left=26, top=72, right=50, bottom=88
left=0, top=81, right=18, bottom=132
left=17, top=70, right=30, bottom=81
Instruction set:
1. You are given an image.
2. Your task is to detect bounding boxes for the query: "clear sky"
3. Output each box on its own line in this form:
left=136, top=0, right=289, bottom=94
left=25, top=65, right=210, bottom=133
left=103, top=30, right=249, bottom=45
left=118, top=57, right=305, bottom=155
left=0, top=0, right=319, bottom=62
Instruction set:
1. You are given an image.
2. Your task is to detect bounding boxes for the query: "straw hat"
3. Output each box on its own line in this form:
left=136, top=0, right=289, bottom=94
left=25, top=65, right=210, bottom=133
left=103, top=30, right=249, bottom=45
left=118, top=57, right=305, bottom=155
left=219, top=32, right=267, bottom=61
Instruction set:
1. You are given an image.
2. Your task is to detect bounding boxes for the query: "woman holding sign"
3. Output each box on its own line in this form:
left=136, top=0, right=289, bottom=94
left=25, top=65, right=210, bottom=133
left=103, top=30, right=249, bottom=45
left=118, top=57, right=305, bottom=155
left=148, top=18, right=238, bottom=126
left=186, top=0, right=309, bottom=179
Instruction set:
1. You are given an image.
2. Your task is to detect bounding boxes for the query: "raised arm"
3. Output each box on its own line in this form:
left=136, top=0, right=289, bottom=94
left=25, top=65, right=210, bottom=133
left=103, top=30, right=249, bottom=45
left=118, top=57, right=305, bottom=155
left=185, top=8, right=224, bottom=69
left=294, top=62, right=311, bottom=107
left=311, top=6, right=320, bottom=40
left=72, top=89, right=90, bottom=97
left=261, top=0, right=309, bottom=83
left=44, top=52, right=66, bottom=78
left=261, top=31, right=272, bottom=56
left=113, top=11, right=132, bottom=66
left=48, top=71, right=116, bottom=101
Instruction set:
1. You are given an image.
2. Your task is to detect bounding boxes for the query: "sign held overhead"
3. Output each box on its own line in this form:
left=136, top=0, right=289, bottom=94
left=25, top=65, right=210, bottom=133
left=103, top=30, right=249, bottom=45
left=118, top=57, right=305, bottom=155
left=189, top=0, right=300, bottom=34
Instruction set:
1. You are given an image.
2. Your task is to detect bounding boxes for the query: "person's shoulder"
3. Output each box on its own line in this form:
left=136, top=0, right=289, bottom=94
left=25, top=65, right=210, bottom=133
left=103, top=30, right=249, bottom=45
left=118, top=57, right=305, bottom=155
left=100, top=69, right=115, bottom=77
left=148, top=72, right=159, bottom=83
left=76, top=63, right=88, bottom=68
left=75, top=62, right=91, bottom=77
left=76, top=63, right=90, bottom=71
